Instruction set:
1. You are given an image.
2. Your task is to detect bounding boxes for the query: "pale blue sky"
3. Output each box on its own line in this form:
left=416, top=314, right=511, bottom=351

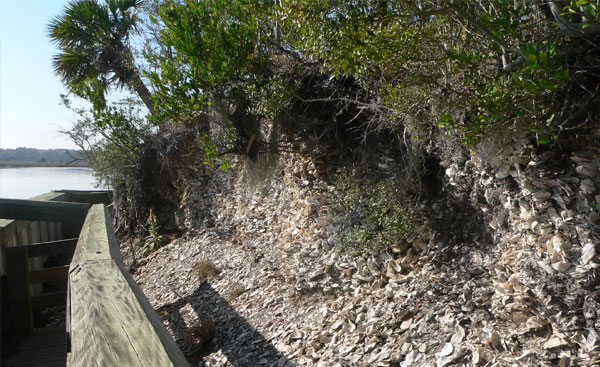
left=0, top=1, right=81, bottom=149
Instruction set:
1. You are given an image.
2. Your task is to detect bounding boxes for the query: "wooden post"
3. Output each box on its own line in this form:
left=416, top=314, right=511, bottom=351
left=6, top=246, right=33, bottom=335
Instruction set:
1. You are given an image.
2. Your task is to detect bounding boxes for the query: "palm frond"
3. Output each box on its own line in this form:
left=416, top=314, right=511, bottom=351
left=48, top=0, right=143, bottom=100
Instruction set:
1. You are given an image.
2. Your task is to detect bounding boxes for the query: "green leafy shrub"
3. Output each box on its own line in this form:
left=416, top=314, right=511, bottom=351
left=330, top=167, right=415, bottom=256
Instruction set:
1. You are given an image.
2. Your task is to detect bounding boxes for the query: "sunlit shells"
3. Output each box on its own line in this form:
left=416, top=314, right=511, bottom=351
left=544, top=334, right=570, bottom=350
left=552, top=261, right=572, bottom=273
left=512, top=312, right=529, bottom=325
left=451, top=325, right=466, bottom=344
left=581, top=243, right=596, bottom=265
left=400, top=318, right=413, bottom=331
left=127, top=138, right=600, bottom=366
left=437, top=343, right=454, bottom=357
left=472, top=348, right=480, bottom=365
left=547, top=207, right=563, bottom=227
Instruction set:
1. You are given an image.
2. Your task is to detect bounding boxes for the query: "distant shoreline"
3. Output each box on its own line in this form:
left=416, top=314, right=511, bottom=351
left=0, top=160, right=90, bottom=168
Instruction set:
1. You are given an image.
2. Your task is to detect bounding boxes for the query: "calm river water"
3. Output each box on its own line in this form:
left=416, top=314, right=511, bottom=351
left=0, top=167, right=99, bottom=199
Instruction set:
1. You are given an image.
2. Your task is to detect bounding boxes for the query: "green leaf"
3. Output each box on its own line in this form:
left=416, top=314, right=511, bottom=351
left=585, top=4, right=596, bottom=16
left=510, top=72, right=523, bottom=86
left=522, top=80, right=540, bottom=94
left=529, top=125, right=541, bottom=132
left=537, top=136, right=553, bottom=144
left=539, top=80, right=557, bottom=91
left=539, top=50, right=549, bottom=65
left=437, top=113, right=454, bottom=127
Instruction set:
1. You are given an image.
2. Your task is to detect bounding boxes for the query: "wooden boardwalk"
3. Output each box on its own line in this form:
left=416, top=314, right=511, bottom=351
left=0, top=191, right=110, bottom=367
left=1, top=192, right=188, bottom=367
left=3, top=329, right=67, bottom=367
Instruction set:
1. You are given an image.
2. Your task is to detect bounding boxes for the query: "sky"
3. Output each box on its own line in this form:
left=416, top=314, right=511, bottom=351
left=0, top=1, right=82, bottom=149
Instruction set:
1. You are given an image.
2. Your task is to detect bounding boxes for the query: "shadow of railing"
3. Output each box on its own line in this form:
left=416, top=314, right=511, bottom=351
left=157, top=283, right=293, bottom=367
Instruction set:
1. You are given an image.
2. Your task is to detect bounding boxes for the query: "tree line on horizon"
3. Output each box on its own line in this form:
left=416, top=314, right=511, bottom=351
left=0, top=148, right=84, bottom=164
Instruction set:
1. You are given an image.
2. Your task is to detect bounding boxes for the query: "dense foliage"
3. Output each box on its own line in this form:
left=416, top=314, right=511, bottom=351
left=142, top=0, right=600, bottom=148
left=51, top=0, right=600, bottom=250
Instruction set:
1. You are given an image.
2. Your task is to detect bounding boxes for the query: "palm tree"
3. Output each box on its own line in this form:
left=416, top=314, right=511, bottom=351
left=48, top=0, right=154, bottom=114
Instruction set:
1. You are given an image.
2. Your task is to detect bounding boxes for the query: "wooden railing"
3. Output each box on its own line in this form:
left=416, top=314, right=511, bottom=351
left=67, top=204, right=189, bottom=367
left=1, top=195, right=91, bottom=336
left=0, top=190, right=111, bottom=277
left=0, top=199, right=89, bottom=224
left=0, top=192, right=76, bottom=277
left=5, top=238, right=77, bottom=335
left=1, top=192, right=188, bottom=365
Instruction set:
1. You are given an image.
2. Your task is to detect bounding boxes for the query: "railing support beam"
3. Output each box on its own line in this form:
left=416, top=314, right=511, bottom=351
left=6, top=246, right=33, bottom=335
left=0, top=199, right=89, bottom=224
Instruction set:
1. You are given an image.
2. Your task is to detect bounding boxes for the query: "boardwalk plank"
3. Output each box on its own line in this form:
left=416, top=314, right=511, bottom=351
left=4, top=329, right=67, bottom=367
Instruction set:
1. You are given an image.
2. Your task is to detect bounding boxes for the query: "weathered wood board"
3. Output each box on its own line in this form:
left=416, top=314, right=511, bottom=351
left=29, top=265, right=69, bottom=284
left=0, top=199, right=89, bottom=223
left=24, top=238, right=78, bottom=258
left=53, top=190, right=112, bottom=205
left=69, top=204, right=121, bottom=266
left=68, top=204, right=189, bottom=367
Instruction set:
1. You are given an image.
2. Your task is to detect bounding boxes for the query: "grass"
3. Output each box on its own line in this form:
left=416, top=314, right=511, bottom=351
left=194, top=260, right=220, bottom=282
left=227, top=283, right=247, bottom=300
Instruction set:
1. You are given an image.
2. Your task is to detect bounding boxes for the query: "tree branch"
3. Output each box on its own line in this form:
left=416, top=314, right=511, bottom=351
left=551, top=90, right=600, bottom=130
left=448, top=2, right=517, bottom=70
left=548, top=1, right=600, bottom=36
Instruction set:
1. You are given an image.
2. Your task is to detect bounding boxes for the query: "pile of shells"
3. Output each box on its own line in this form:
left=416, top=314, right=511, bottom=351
left=131, top=140, right=600, bottom=366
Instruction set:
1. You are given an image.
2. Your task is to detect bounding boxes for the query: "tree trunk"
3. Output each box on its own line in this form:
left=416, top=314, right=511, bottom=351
left=118, top=43, right=155, bottom=115
left=129, top=68, right=155, bottom=115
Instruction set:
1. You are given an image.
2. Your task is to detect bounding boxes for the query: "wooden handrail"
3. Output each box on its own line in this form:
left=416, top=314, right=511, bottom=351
left=67, top=204, right=189, bottom=367
left=0, top=198, right=89, bottom=224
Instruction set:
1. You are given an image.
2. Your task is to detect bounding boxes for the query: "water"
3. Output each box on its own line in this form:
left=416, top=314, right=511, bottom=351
left=0, top=167, right=99, bottom=199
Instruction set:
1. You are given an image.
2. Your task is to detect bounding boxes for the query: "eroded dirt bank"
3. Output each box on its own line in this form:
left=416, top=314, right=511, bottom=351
left=130, top=135, right=600, bottom=367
